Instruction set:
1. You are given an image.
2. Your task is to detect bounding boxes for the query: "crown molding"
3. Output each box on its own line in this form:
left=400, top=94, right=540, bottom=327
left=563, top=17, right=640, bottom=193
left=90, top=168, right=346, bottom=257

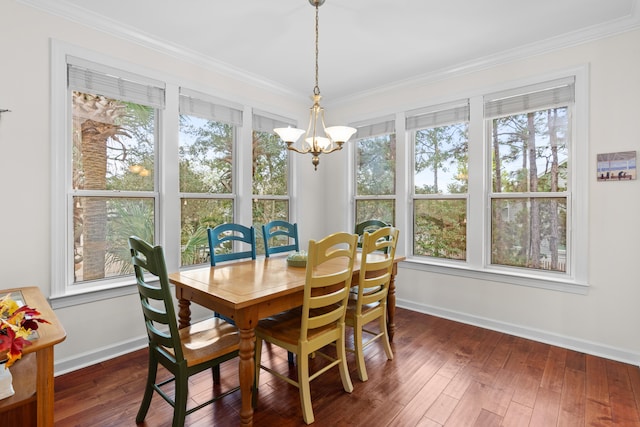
left=329, top=1, right=640, bottom=106
left=17, top=0, right=305, bottom=100
left=18, top=0, right=640, bottom=106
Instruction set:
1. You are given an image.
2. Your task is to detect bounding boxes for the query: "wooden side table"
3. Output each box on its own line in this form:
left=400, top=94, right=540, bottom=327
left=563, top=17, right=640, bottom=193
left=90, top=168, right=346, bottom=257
left=0, top=287, right=66, bottom=426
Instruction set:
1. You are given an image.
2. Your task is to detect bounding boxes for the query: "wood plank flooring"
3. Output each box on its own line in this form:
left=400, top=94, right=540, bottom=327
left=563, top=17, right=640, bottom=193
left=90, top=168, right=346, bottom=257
left=53, top=308, right=640, bottom=426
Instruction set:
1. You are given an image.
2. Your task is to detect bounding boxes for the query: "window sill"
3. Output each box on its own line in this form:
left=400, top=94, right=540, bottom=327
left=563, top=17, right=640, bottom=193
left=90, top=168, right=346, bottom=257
left=49, top=282, right=139, bottom=309
left=400, top=257, right=589, bottom=295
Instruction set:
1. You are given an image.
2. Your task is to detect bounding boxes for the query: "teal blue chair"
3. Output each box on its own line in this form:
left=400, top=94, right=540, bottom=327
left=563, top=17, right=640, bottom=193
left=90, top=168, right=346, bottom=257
left=207, top=223, right=257, bottom=266
left=262, top=220, right=299, bottom=257
left=261, top=220, right=300, bottom=365
left=128, top=236, right=239, bottom=427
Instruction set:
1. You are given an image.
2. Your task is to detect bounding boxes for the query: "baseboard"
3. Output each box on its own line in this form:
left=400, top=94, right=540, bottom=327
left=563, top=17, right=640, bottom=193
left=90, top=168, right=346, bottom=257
left=397, top=298, right=640, bottom=367
left=54, top=336, right=148, bottom=376
left=55, top=302, right=640, bottom=375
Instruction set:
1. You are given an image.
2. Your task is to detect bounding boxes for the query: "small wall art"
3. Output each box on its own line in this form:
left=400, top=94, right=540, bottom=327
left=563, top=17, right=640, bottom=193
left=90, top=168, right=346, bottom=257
left=596, top=151, right=636, bottom=181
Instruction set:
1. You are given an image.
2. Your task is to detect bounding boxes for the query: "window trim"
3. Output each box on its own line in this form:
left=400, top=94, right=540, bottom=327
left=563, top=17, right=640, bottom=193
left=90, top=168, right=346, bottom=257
left=358, top=66, right=589, bottom=294
left=50, top=41, right=298, bottom=307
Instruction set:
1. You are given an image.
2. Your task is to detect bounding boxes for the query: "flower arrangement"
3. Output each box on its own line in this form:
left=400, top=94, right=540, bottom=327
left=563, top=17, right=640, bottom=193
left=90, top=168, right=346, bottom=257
left=0, top=293, right=50, bottom=367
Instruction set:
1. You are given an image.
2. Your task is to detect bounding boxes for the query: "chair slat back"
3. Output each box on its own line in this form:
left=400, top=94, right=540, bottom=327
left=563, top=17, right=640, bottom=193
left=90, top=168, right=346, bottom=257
left=356, top=227, right=400, bottom=314
left=300, top=232, right=358, bottom=341
left=262, top=220, right=299, bottom=257
left=355, top=219, right=391, bottom=254
left=207, top=223, right=257, bottom=266
left=128, top=236, right=184, bottom=362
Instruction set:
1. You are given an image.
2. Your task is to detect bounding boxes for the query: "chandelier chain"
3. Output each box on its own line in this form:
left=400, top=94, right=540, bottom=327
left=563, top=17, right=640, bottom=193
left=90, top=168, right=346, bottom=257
left=314, top=3, right=320, bottom=96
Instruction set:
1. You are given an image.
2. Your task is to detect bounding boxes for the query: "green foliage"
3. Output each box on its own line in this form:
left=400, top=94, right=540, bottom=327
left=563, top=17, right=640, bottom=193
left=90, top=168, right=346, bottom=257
left=356, top=135, right=396, bottom=196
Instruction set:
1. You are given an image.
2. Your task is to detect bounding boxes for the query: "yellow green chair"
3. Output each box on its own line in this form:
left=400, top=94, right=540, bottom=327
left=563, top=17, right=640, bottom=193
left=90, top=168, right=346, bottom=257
left=254, top=231, right=358, bottom=424
left=345, top=226, right=399, bottom=381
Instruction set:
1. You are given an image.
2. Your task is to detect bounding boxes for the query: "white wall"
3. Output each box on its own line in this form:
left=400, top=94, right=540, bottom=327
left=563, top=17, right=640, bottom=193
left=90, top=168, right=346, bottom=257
left=326, top=28, right=640, bottom=365
left=0, top=1, right=326, bottom=373
left=2, top=0, right=639, bottom=373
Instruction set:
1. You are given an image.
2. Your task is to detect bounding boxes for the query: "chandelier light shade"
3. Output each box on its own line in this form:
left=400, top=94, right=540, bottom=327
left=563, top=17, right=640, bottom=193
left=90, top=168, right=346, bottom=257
left=274, top=0, right=356, bottom=170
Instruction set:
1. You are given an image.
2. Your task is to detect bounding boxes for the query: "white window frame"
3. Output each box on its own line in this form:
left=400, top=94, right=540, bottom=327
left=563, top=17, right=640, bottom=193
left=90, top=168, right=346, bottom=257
left=178, top=88, right=242, bottom=267
left=50, top=42, right=297, bottom=307
left=251, top=110, right=295, bottom=222
left=351, top=116, right=397, bottom=228
left=398, top=67, right=589, bottom=294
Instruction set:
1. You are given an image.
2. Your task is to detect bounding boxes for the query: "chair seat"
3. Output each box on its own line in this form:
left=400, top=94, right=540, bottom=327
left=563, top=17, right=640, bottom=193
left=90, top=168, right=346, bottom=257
left=256, top=307, right=340, bottom=346
left=165, top=317, right=240, bottom=367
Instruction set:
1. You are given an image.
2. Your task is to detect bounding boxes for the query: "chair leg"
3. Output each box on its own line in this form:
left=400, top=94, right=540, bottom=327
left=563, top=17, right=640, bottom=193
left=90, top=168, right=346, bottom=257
left=354, top=318, right=368, bottom=382
left=173, top=369, right=189, bottom=427
left=288, top=351, right=295, bottom=364
left=336, top=326, right=354, bottom=393
left=212, top=365, right=221, bottom=384
left=297, top=350, right=314, bottom=425
left=380, top=312, right=394, bottom=361
left=136, top=353, right=158, bottom=423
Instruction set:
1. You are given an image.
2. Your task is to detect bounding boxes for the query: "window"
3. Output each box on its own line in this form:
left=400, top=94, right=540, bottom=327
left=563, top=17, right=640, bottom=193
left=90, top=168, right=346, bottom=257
left=409, top=101, right=469, bottom=260
left=67, top=58, right=164, bottom=288
left=353, top=118, right=396, bottom=226
left=178, top=89, right=242, bottom=266
left=252, top=113, right=293, bottom=255
left=485, top=78, right=573, bottom=273
left=401, top=74, right=586, bottom=290
left=52, top=44, right=297, bottom=304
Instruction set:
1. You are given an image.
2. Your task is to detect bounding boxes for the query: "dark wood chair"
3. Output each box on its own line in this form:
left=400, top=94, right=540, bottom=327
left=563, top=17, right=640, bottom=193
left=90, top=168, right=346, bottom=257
left=128, top=236, right=239, bottom=427
left=354, top=219, right=391, bottom=254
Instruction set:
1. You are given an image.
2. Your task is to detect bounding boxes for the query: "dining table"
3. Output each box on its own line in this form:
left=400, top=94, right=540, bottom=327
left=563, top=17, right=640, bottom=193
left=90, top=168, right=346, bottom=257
left=169, top=252, right=404, bottom=427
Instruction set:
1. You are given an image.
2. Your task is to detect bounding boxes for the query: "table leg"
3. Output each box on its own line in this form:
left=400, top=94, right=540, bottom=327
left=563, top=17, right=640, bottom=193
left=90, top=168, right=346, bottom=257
left=387, top=267, right=397, bottom=341
left=177, top=298, right=191, bottom=329
left=236, top=307, right=258, bottom=427
left=36, top=347, right=54, bottom=427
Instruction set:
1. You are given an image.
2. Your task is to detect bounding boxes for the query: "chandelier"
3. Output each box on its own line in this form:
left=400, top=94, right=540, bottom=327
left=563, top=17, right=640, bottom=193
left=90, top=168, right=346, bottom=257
left=274, top=0, right=356, bottom=170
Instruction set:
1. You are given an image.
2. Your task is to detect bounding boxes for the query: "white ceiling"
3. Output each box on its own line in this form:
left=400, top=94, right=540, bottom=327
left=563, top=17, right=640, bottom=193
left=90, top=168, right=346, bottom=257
left=24, top=0, right=640, bottom=100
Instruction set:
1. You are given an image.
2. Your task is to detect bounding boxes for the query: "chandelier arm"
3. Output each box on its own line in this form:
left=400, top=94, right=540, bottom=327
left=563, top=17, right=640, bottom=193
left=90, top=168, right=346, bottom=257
left=286, top=145, right=311, bottom=155
left=320, top=144, right=344, bottom=154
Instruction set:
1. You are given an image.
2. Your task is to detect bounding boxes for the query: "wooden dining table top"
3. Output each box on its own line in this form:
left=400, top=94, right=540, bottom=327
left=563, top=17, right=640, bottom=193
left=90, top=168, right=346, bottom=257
left=169, top=252, right=403, bottom=310
left=168, top=252, right=404, bottom=427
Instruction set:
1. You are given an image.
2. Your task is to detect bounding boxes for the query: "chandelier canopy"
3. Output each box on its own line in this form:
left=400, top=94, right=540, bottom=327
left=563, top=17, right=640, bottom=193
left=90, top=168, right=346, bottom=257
left=274, top=0, right=356, bottom=171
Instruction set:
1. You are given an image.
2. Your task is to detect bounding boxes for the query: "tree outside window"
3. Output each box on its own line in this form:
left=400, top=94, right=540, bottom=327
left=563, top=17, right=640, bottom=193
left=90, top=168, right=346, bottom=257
left=354, top=119, right=396, bottom=226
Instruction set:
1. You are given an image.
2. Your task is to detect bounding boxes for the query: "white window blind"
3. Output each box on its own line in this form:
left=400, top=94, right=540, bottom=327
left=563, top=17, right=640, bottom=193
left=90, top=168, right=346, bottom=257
left=406, top=100, right=469, bottom=130
left=67, top=57, right=165, bottom=109
left=252, top=111, right=296, bottom=133
left=179, top=88, right=243, bottom=126
left=353, top=117, right=395, bottom=139
left=484, top=77, right=575, bottom=118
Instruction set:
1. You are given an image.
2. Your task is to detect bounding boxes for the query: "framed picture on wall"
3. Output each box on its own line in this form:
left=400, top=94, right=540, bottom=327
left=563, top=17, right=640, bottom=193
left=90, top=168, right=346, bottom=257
left=596, top=151, right=636, bottom=181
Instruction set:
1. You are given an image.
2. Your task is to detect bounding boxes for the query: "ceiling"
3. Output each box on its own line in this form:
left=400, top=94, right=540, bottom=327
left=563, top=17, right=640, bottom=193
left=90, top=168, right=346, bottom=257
left=24, top=0, right=640, bottom=101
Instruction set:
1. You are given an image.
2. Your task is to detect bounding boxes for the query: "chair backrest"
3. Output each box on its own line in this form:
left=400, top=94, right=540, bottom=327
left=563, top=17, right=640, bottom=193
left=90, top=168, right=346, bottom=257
left=355, top=227, right=400, bottom=314
left=128, top=236, right=185, bottom=363
left=262, top=220, right=299, bottom=257
left=354, top=219, right=391, bottom=254
left=207, top=223, right=257, bottom=266
left=300, top=232, right=358, bottom=344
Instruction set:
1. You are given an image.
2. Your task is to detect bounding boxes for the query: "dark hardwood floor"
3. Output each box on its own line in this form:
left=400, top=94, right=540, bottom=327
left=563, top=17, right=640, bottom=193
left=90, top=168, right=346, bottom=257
left=53, top=308, right=640, bottom=426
